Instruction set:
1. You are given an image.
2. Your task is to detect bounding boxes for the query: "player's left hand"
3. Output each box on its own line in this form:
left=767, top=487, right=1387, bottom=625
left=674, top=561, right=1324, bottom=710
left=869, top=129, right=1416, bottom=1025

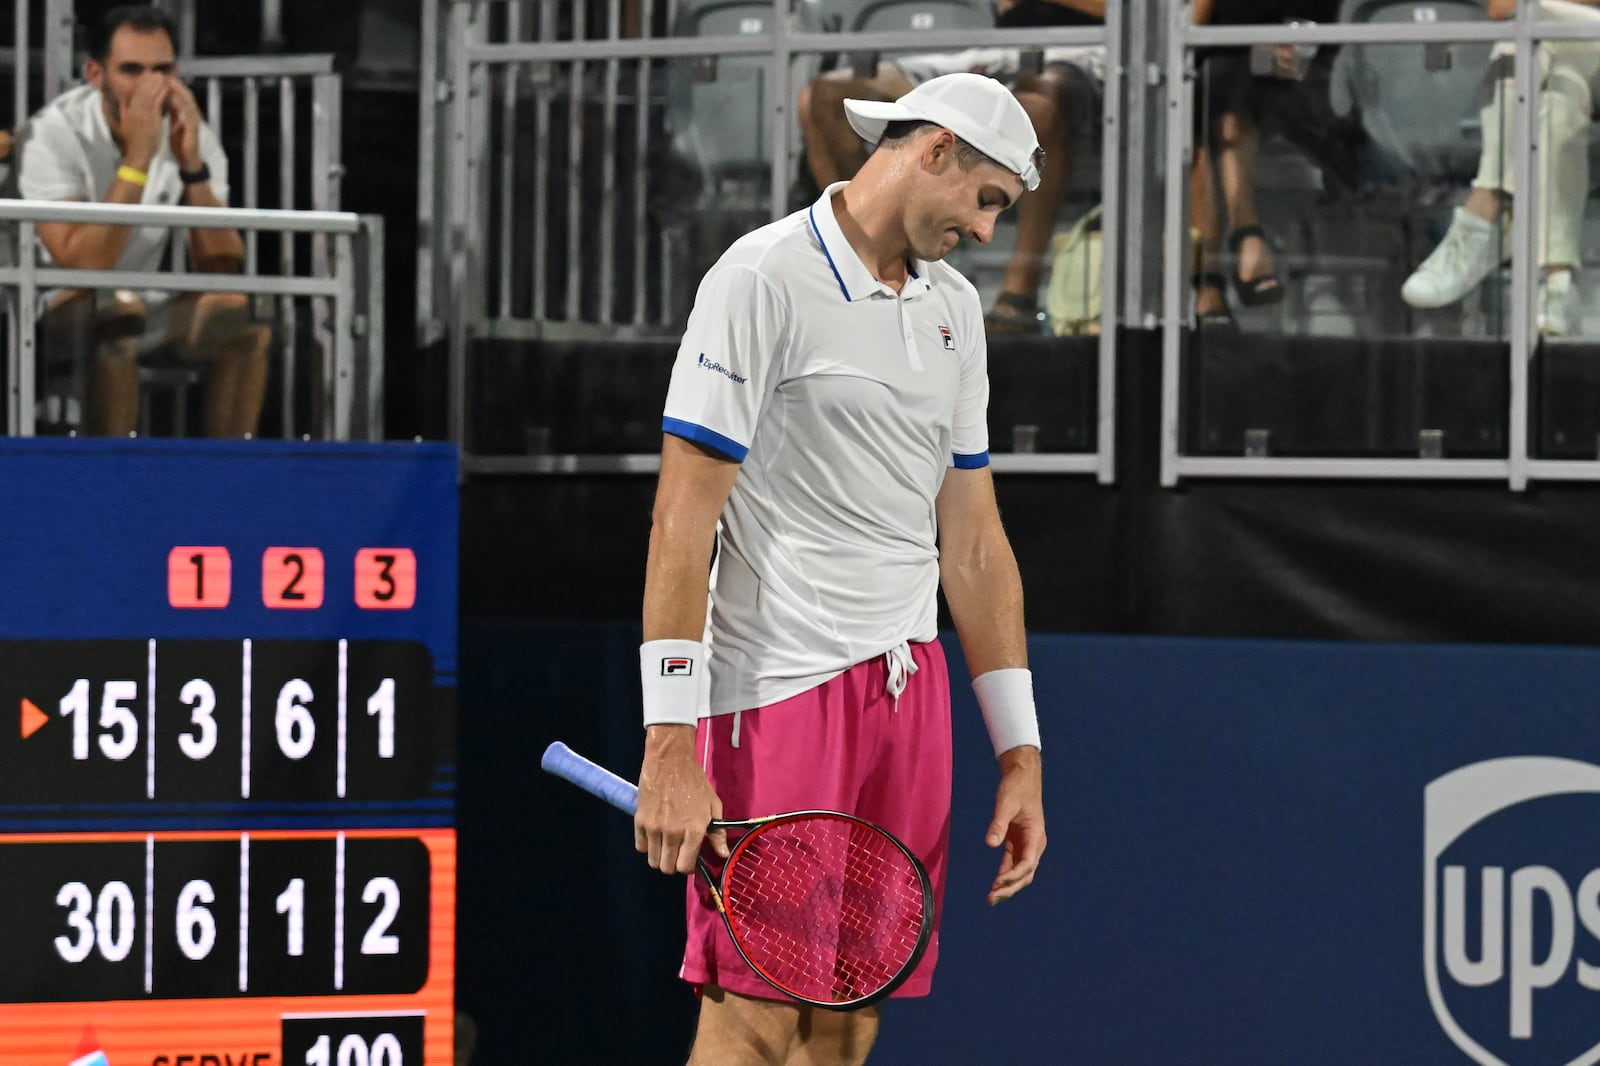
left=986, top=745, right=1045, bottom=905
left=165, top=77, right=204, bottom=173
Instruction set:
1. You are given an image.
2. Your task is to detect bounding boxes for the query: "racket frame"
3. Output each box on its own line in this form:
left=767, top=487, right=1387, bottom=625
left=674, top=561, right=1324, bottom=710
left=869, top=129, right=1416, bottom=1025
left=541, top=742, right=935, bottom=1011
left=695, top=809, right=936, bottom=1011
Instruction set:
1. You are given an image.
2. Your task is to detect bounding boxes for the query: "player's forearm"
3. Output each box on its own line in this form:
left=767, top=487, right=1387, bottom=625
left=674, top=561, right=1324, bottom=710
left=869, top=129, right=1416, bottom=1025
left=643, top=436, right=740, bottom=642
left=642, top=545, right=712, bottom=642
left=641, top=499, right=719, bottom=641
left=940, top=528, right=1028, bottom=676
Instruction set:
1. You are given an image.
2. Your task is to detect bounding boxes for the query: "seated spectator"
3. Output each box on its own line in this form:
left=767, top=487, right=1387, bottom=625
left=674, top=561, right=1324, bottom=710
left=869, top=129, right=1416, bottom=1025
left=798, top=0, right=1105, bottom=334
left=1190, top=0, right=1347, bottom=327
left=18, top=4, right=270, bottom=437
left=1401, top=0, right=1600, bottom=336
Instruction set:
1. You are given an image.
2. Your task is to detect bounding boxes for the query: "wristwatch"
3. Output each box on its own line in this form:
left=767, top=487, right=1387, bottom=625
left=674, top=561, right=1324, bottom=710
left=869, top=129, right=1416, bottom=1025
left=178, top=163, right=211, bottom=185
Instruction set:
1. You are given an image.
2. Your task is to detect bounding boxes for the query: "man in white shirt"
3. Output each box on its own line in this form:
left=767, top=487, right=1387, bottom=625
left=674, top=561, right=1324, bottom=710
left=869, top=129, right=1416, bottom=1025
left=635, top=74, right=1047, bottom=1065
left=19, top=5, right=269, bottom=437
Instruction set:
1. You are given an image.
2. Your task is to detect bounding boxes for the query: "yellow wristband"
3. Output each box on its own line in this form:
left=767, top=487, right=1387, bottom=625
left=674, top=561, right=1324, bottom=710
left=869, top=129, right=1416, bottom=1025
left=115, top=164, right=148, bottom=188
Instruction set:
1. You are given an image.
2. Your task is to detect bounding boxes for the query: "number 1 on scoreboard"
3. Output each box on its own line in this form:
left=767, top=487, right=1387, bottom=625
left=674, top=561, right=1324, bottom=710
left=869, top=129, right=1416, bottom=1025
left=168, top=547, right=231, bottom=609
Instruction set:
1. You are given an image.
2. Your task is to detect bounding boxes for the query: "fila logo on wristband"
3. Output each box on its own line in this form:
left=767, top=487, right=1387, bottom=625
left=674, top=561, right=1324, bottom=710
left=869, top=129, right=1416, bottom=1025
left=661, top=658, right=694, bottom=676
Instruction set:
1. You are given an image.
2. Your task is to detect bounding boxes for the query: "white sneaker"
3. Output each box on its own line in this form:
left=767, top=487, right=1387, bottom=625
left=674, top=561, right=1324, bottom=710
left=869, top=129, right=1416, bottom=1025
left=1401, top=207, right=1500, bottom=309
left=1538, top=269, right=1580, bottom=336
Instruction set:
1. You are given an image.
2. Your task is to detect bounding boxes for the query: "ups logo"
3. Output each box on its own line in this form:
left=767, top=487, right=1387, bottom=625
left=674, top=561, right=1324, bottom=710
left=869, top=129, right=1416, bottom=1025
left=1425, top=757, right=1600, bottom=1066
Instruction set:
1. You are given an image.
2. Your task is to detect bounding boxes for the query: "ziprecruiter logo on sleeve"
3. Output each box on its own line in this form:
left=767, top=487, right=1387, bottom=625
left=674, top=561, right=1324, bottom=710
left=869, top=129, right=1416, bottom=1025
left=1425, top=757, right=1600, bottom=1066
left=698, top=353, right=747, bottom=385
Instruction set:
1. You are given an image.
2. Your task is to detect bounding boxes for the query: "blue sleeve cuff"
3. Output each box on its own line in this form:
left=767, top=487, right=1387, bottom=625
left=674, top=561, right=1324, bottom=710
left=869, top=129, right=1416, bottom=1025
left=952, top=450, right=990, bottom=470
left=663, top=417, right=748, bottom=462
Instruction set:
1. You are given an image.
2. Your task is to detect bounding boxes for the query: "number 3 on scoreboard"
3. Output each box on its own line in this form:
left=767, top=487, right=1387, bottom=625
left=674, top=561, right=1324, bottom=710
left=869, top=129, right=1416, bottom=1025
left=354, top=549, right=416, bottom=610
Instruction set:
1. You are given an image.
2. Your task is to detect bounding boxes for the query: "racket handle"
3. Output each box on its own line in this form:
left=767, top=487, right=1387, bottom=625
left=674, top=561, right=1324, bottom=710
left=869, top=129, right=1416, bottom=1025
left=541, top=741, right=640, bottom=816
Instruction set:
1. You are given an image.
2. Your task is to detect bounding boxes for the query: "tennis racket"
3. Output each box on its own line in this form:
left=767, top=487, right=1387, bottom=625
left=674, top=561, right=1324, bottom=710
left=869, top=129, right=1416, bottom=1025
left=540, top=741, right=935, bottom=1010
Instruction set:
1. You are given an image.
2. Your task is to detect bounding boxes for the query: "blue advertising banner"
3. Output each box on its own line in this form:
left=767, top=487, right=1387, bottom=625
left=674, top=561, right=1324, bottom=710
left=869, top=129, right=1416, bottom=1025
left=876, top=633, right=1600, bottom=1066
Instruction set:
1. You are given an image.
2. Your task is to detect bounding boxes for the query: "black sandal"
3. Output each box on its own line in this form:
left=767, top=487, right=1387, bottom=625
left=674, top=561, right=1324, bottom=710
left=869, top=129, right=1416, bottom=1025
left=1228, top=225, right=1285, bottom=307
left=984, top=290, right=1041, bottom=335
left=1192, top=272, right=1235, bottom=329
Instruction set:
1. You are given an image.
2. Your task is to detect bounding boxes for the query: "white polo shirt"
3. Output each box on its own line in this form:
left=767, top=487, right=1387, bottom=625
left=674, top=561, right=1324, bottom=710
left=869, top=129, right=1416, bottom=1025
left=662, top=181, right=990, bottom=717
left=19, top=84, right=231, bottom=277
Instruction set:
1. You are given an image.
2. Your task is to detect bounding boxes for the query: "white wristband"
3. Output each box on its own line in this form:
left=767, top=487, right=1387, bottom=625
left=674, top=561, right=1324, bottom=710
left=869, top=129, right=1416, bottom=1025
left=971, top=668, right=1041, bottom=756
left=640, top=639, right=703, bottom=728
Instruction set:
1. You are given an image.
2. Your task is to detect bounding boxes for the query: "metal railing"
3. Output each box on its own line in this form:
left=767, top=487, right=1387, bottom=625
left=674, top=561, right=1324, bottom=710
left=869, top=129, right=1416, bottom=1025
left=4, top=0, right=75, bottom=134
left=422, top=1, right=1600, bottom=490
left=171, top=54, right=345, bottom=435
left=427, top=0, right=1122, bottom=481
left=0, top=200, right=383, bottom=441
left=1160, top=0, right=1600, bottom=490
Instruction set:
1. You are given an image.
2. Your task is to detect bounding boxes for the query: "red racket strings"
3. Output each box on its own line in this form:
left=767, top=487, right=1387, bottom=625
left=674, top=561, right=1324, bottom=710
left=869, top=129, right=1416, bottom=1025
left=721, top=815, right=927, bottom=1004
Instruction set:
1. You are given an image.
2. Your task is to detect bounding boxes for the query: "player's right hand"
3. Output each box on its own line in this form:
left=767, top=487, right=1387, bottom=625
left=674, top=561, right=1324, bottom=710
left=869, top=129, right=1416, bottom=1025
left=635, top=725, right=728, bottom=874
left=120, top=76, right=169, bottom=170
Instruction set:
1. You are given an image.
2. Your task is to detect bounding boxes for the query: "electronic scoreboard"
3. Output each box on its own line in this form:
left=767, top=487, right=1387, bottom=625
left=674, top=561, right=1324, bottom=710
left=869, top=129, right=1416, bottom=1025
left=0, top=439, right=457, bottom=1066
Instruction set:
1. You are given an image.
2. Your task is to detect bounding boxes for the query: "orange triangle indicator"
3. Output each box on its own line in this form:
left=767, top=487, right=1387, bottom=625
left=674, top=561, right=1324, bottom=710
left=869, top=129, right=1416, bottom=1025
left=20, top=698, right=46, bottom=740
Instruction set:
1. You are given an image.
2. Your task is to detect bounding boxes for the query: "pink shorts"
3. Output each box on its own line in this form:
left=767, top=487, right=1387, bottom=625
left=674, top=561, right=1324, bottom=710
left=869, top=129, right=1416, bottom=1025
left=680, top=640, right=952, bottom=1001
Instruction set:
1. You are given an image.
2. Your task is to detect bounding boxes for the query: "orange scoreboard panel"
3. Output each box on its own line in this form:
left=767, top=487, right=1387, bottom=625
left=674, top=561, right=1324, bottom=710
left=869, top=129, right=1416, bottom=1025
left=0, top=440, right=458, bottom=1066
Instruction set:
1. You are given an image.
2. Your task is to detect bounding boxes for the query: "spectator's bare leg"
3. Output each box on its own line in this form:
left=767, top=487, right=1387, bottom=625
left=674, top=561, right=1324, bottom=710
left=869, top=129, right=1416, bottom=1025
left=1190, top=145, right=1228, bottom=319
left=90, top=339, right=142, bottom=436
left=170, top=291, right=271, bottom=438
left=996, top=83, right=1068, bottom=307
left=44, top=289, right=145, bottom=436
left=1214, top=111, right=1277, bottom=292
left=1461, top=185, right=1506, bottom=225
left=802, top=66, right=913, bottom=188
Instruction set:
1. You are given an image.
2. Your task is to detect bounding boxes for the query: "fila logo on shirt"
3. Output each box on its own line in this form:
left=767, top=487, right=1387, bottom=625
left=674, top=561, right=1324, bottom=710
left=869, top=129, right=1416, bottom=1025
left=939, top=326, right=956, bottom=351
left=660, top=658, right=694, bottom=676
left=1424, top=756, right=1600, bottom=1066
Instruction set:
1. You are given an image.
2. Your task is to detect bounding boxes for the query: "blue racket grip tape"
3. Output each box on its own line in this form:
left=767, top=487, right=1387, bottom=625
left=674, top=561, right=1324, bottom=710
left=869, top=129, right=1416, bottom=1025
left=541, top=741, right=640, bottom=816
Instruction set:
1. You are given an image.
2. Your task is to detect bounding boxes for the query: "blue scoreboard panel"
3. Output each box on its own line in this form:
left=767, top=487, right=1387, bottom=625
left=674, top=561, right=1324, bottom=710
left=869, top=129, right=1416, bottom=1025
left=0, top=439, right=457, bottom=1066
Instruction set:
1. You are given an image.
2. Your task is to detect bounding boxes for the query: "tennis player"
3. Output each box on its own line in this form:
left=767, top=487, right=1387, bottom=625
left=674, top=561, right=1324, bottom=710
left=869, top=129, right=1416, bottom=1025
left=636, top=72, right=1047, bottom=1065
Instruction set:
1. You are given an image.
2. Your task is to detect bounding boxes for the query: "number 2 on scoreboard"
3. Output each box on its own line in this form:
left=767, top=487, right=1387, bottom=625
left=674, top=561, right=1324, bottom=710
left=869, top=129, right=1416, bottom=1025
left=263, top=548, right=325, bottom=610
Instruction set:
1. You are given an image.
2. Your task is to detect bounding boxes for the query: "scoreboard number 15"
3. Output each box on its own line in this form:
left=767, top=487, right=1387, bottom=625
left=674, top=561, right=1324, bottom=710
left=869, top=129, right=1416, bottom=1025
left=55, top=673, right=397, bottom=765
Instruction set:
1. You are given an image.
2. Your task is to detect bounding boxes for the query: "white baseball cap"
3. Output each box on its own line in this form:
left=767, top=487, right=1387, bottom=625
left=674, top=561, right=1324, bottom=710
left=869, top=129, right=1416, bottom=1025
left=843, top=72, right=1042, bottom=192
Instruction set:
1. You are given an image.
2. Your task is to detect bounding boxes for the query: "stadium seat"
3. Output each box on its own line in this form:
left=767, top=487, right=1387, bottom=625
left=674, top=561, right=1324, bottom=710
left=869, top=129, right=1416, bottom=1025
left=836, top=0, right=996, bottom=82
left=847, top=0, right=992, bottom=32
left=1330, top=0, right=1493, bottom=185
left=662, top=1, right=829, bottom=316
left=668, top=0, right=827, bottom=196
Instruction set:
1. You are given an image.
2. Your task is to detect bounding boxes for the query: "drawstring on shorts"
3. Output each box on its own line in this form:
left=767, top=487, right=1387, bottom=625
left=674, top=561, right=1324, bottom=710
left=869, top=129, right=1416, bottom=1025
left=884, top=641, right=918, bottom=712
